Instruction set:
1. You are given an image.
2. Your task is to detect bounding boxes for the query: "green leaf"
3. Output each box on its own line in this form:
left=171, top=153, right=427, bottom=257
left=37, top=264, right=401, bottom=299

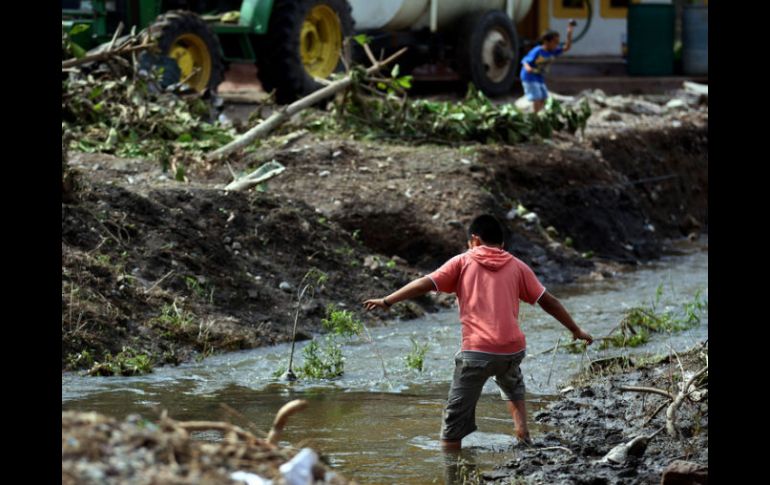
left=69, top=24, right=91, bottom=35
left=391, top=64, right=400, bottom=78
left=177, top=133, right=193, bottom=143
left=353, top=34, right=371, bottom=46
left=70, top=42, right=87, bottom=59
left=397, top=75, right=413, bottom=89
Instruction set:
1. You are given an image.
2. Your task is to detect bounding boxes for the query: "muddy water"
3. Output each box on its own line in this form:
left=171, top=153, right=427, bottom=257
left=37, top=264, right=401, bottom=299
left=62, top=238, right=707, bottom=484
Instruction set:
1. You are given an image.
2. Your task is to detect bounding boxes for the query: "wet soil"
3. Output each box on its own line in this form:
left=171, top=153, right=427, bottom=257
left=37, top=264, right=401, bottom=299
left=482, top=344, right=708, bottom=484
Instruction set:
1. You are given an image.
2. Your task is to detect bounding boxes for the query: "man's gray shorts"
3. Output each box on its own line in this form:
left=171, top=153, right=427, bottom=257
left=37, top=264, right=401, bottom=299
left=440, top=349, right=526, bottom=441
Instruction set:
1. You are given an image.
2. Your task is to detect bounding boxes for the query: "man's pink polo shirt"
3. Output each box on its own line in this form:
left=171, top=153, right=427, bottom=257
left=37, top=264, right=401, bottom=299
left=427, top=246, right=546, bottom=354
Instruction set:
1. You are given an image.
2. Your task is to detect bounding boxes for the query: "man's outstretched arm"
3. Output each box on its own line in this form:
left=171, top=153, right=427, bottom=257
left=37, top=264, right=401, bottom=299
left=363, top=276, right=435, bottom=311
left=538, top=291, right=593, bottom=343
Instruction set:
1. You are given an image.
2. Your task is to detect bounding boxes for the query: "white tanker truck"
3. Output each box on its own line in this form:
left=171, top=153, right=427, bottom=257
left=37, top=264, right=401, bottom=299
left=348, top=0, right=534, bottom=96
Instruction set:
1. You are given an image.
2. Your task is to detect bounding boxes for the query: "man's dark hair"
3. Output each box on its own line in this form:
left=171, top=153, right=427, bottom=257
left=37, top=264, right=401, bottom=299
left=468, top=214, right=504, bottom=245
left=540, top=30, right=560, bottom=44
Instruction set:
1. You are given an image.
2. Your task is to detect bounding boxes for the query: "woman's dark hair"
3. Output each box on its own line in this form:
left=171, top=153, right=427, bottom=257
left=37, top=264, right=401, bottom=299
left=540, top=30, right=560, bottom=44
left=468, top=215, right=504, bottom=245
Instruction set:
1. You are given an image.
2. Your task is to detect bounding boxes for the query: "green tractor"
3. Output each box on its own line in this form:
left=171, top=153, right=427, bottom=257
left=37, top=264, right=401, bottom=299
left=62, top=0, right=354, bottom=103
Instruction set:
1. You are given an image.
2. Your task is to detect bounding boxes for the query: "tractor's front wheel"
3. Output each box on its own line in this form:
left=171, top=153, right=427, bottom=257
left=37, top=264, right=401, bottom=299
left=143, top=10, right=225, bottom=93
left=257, top=0, right=354, bottom=104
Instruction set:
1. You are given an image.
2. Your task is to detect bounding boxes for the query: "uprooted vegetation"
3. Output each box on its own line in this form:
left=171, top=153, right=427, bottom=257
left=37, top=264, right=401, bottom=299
left=63, top=31, right=590, bottom=171
left=62, top=25, right=235, bottom=171
left=562, top=285, right=708, bottom=353
left=307, top=78, right=592, bottom=144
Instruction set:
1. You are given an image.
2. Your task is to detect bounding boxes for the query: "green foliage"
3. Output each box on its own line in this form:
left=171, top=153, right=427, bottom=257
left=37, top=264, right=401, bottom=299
left=62, top=25, right=88, bottom=59
left=150, top=303, right=195, bottom=330
left=353, top=34, right=372, bottom=46
left=405, top=337, right=429, bottom=372
left=62, top=68, right=235, bottom=162
left=308, top=84, right=591, bottom=145
left=564, top=287, right=708, bottom=353
left=66, top=350, right=95, bottom=370
left=87, top=347, right=153, bottom=376
left=185, top=276, right=213, bottom=303
left=322, top=305, right=363, bottom=339
left=299, top=337, right=344, bottom=379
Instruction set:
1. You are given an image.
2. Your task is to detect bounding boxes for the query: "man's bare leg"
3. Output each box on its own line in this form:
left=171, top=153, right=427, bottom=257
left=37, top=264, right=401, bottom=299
left=441, top=439, right=462, bottom=451
left=533, top=99, right=545, bottom=113
left=507, top=400, right=531, bottom=443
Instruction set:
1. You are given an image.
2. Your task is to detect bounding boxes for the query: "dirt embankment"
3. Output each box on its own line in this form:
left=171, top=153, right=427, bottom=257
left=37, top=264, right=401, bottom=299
left=264, top=122, right=707, bottom=282
left=62, top=104, right=707, bottom=372
left=481, top=343, right=709, bottom=484
left=62, top=182, right=439, bottom=370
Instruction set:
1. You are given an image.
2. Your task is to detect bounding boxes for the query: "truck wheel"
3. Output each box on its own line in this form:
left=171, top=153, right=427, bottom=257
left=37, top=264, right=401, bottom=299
left=457, top=10, right=519, bottom=97
left=258, top=0, right=354, bottom=104
left=144, top=10, right=225, bottom=93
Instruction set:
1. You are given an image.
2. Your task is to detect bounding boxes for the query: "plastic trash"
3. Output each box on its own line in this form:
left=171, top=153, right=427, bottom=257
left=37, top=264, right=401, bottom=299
left=279, top=448, right=318, bottom=485
left=230, top=471, right=272, bottom=485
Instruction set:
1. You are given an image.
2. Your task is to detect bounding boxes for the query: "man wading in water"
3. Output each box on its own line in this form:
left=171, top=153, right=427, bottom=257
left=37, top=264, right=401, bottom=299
left=363, top=214, right=593, bottom=450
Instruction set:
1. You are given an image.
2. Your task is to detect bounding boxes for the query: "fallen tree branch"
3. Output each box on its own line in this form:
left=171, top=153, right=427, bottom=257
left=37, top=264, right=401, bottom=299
left=618, top=385, right=675, bottom=400
left=532, top=446, right=574, bottom=454
left=208, top=47, right=408, bottom=160
left=267, top=400, right=309, bottom=445
left=62, top=42, right=154, bottom=69
left=666, top=365, right=708, bottom=438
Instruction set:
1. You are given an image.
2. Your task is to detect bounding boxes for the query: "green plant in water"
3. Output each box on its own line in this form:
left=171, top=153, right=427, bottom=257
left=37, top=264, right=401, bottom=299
left=682, top=288, right=708, bottom=325
left=272, top=365, right=286, bottom=378
left=405, top=337, right=429, bottom=372
left=565, top=287, right=708, bottom=353
left=322, top=304, right=363, bottom=339
left=282, top=268, right=329, bottom=380
left=299, top=337, right=344, bottom=379
left=294, top=304, right=364, bottom=379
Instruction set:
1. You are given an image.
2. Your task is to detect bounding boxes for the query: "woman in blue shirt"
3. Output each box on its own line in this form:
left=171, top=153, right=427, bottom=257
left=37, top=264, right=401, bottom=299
left=520, top=22, right=574, bottom=113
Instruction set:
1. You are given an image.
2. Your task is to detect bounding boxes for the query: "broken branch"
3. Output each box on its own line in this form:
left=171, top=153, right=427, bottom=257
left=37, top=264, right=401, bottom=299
left=618, top=385, right=675, bottom=400
left=62, top=42, right=154, bottom=69
left=666, top=365, right=708, bottom=438
left=208, top=47, right=408, bottom=160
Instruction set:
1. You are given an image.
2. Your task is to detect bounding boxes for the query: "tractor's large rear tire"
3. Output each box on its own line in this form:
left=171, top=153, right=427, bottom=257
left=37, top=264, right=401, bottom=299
left=456, top=10, right=519, bottom=97
left=144, top=10, right=225, bottom=93
left=257, top=0, right=354, bottom=104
